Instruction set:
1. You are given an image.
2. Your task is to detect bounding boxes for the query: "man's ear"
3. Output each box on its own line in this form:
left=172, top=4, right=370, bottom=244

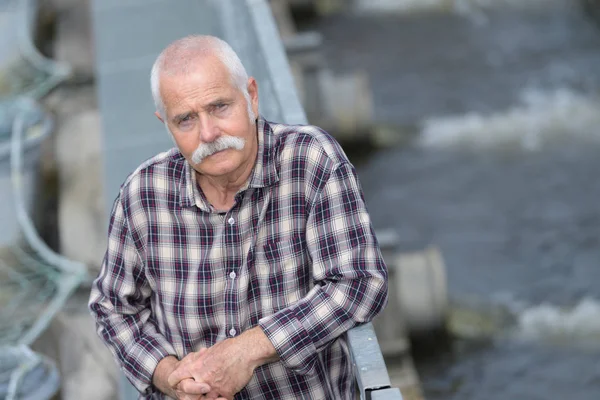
left=155, top=111, right=164, bottom=123
left=247, top=77, right=259, bottom=118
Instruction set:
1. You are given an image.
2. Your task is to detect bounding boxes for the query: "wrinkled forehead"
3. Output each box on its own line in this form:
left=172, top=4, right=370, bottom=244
left=159, top=71, right=241, bottom=118
left=162, top=56, right=237, bottom=93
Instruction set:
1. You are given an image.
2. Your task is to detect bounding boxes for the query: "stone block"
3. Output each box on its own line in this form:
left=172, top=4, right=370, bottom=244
left=50, top=0, right=95, bottom=77
left=34, top=294, right=119, bottom=400
left=54, top=103, right=106, bottom=272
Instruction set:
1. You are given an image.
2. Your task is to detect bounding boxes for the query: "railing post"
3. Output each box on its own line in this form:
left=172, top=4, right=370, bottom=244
left=347, top=323, right=403, bottom=400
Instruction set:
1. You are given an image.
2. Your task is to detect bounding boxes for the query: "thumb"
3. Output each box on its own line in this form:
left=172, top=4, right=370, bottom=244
left=177, top=378, right=211, bottom=395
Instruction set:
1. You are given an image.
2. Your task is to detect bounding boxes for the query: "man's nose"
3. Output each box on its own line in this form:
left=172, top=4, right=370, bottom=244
left=198, top=114, right=220, bottom=143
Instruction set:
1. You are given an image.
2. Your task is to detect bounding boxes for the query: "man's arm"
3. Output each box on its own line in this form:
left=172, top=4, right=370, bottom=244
left=88, top=195, right=177, bottom=396
left=226, top=326, right=279, bottom=368
left=258, top=162, right=389, bottom=375
left=153, top=356, right=180, bottom=397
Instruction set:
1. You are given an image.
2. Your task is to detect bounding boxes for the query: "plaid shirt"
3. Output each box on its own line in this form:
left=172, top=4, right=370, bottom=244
left=89, top=117, right=388, bottom=399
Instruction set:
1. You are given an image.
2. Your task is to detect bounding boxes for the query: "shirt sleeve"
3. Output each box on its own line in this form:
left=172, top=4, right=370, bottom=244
left=258, top=162, right=389, bottom=375
left=88, top=194, right=176, bottom=397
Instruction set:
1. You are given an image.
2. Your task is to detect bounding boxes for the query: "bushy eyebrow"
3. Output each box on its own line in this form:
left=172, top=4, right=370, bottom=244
left=172, top=111, right=196, bottom=124
left=206, top=98, right=232, bottom=108
left=170, top=97, right=233, bottom=123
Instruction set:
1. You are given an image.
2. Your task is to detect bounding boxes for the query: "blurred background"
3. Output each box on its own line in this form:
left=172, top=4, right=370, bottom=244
left=2, top=0, right=600, bottom=399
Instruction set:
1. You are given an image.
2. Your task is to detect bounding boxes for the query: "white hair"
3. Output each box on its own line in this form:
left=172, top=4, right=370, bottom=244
left=150, top=35, right=254, bottom=119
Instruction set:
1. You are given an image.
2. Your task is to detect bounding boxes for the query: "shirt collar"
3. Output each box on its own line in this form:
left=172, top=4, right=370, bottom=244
left=179, top=116, right=279, bottom=210
left=246, top=116, right=279, bottom=189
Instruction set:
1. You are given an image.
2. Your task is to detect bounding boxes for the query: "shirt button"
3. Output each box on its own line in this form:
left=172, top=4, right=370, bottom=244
left=229, top=328, right=237, bottom=337
left=229, top=271, right=236, bottom=279
left=228, top=217, right=235, bottom=225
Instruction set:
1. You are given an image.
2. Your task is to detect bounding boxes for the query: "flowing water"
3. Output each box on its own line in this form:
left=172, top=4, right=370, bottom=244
left=310, top=1, right=600, bottom=398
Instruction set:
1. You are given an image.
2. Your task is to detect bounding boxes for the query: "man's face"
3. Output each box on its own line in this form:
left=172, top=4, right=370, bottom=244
left=157, top=56, right=259, bottom=179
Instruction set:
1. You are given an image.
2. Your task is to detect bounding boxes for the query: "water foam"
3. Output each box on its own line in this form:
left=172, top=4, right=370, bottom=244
left=448, top=294, right=600, bottom=346
left=354, top=0, right=453, bottom=14
left=511, top=298, right=600, bottom=345
left=418, top=88, right=600, bottom=151
left=354, top=0, right=568, bottom=15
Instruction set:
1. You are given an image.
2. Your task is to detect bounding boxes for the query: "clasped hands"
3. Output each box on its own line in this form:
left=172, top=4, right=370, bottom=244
left=161, top=340, right=252, bottom=400
left=154, top=327, right=277, bottom=400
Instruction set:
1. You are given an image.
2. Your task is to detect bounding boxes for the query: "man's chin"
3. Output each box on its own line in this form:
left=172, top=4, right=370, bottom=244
left=193, top=156, right=239, bottom=177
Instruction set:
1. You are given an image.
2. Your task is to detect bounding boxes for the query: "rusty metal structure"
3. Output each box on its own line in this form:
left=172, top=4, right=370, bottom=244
left=0, top=1, right=85, bottom=399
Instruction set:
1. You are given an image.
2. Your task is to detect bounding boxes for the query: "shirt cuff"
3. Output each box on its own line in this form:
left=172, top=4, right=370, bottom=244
left=258, top=307, right=318, bottom=376
left=124, top=335, right=177, bottom=396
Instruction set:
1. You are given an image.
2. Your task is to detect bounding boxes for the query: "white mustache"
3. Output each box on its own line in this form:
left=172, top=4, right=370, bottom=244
left=191, top=135, right=246, bottom=164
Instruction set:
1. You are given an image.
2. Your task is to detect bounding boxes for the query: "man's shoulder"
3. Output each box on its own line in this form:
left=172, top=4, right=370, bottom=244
left=268, top=120, right=349, bottom=168
left=118, top=148, right=185, bottom=197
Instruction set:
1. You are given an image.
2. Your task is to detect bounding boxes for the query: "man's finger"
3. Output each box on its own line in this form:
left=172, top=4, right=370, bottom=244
left=167, top=366, right=191, bottom=387
left=168, top=348, right=210, bottom=387
left=177, top=378, right=211, bottom=395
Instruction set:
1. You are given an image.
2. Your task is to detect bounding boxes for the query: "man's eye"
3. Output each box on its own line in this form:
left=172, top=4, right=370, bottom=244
left=214, top=103, right=228, bottom=111
left=178, top=115, right=195, bottom=129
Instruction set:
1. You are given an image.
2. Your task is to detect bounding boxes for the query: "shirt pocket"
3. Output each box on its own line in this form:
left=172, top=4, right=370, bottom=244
left=261, top=233, right=307, bottom=264
left=253, top=233, right=311, bottom=308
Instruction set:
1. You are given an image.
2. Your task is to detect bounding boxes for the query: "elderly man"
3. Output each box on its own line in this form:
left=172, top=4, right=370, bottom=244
left=89, top=35, right=388, bottom=400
